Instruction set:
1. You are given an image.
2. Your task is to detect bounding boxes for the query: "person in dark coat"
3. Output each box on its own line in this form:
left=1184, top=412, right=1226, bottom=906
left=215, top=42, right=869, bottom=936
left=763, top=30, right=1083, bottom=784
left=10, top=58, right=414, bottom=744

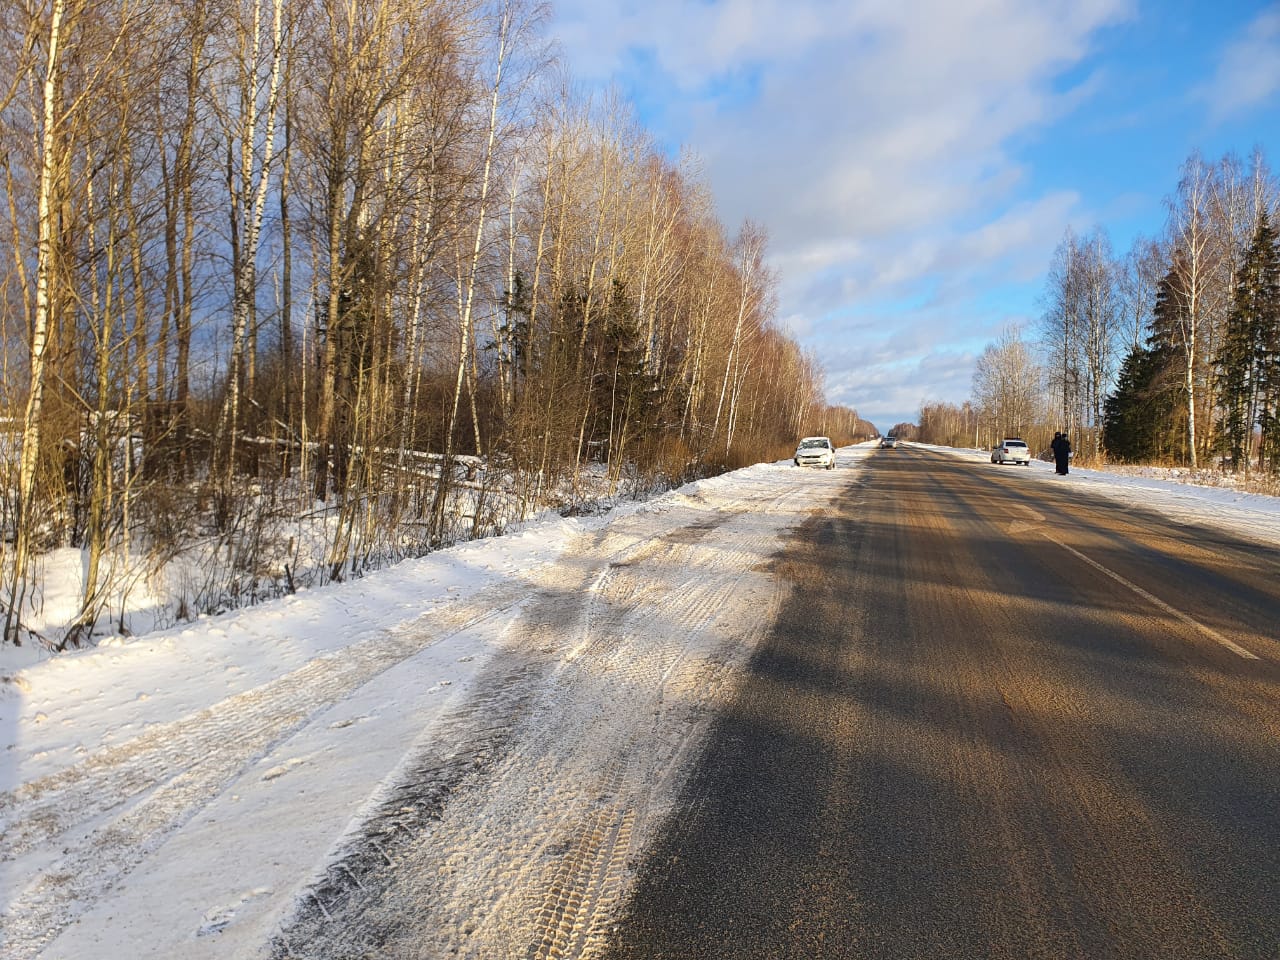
left=1051, top=431, right=1071, bottom=475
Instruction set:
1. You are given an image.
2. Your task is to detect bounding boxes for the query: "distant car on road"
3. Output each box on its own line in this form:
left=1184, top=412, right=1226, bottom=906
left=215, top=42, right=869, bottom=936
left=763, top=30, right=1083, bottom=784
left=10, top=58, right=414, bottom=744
left=794, top=436, right=836, bottom=469
left=879, top=435, right=898, bottom=448
left=990, top=438, right=1031, bottom=465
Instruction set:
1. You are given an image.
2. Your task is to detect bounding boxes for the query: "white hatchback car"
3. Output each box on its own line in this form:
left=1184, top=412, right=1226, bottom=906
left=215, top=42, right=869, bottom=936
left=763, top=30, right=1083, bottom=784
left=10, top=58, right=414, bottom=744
left=794, top=436, right=836, bottom=469
left=990, top=438, right=1031, bottom=465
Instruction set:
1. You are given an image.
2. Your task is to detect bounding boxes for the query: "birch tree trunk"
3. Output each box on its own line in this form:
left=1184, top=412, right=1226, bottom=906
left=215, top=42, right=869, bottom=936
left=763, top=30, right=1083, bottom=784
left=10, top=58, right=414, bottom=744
left=1169, top=154, right=1220, bottom=470
left=713, top=221, right=768, bottom=455
left=433, top=0, right=516, bottom=531
left=8, top=0, right=68, bottom=645
left=76, top=155, right=116, bottom=645
left=220, top=0, right=285, bottom=498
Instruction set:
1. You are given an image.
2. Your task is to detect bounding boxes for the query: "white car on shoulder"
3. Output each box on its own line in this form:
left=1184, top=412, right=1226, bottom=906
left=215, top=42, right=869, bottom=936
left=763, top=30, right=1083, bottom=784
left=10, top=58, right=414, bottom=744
left=990, top=438, right=1031, bottom=465
left=794, top=436, right=836, bottom=469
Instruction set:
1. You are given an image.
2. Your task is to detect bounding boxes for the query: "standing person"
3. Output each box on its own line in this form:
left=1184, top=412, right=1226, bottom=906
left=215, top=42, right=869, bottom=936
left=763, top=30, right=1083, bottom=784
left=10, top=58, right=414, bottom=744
left=1052, top=431, right=1071, bottom=475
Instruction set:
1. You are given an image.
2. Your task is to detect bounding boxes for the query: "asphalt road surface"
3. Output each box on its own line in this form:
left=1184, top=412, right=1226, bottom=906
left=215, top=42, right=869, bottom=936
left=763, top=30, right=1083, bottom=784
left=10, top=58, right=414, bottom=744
left=598, top=445, right=1280, bottom=960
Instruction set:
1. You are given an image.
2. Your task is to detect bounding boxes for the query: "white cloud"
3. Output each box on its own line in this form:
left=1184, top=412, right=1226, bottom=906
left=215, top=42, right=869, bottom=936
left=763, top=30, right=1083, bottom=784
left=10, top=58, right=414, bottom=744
left=550, top=0, right=870, bottom=87
left=826, top=345, right=981, bottom=429
left=776, top=310, right=813, bottom=339
left=547, top=0, right=1134, bottom=424
left=692, top=1, right=1123, bottom=244
left=938, top=191, right=1084, bottom=282
left=1200, top=6, right=1280, bottom=122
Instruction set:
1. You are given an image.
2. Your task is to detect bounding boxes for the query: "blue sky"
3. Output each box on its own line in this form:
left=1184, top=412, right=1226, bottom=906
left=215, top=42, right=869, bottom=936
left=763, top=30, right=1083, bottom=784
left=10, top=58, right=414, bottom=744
left=547, top=0, right=1280, bottom=432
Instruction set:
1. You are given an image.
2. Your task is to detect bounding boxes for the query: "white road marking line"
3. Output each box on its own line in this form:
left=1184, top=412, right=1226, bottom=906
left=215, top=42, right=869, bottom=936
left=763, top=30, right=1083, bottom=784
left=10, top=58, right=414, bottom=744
left=1046, top=535, right=1260, bottom=661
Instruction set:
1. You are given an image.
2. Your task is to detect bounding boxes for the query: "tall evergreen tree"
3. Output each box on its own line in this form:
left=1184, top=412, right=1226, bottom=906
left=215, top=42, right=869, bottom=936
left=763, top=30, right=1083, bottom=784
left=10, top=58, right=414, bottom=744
left=1253, top=216, right=1280, bottom=472
left=1214, top=212, right=1280, bottom=471
left=1105, top=346, right=1158, bottom=461
left=1103, top=341, right=1182, bottom=462
left=1133, top=261, right=1195, bottom=462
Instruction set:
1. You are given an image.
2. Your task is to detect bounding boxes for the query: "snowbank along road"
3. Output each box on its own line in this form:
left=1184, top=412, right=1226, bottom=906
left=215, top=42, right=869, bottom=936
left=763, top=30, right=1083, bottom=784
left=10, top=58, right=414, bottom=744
left=0, top=453, right=856, bottom=959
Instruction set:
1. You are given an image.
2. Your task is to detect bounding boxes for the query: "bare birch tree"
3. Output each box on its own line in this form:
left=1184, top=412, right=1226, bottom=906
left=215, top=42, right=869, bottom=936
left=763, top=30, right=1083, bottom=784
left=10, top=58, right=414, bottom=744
left=217, top=0, right=286, bottom=502
left=972, top=327, right=1044, bottom=440
left=1166, top=152, right=1224, bottom=469
left=1117, top=234, right=1165, bottom=354
left=713, top=220, right=771, bottom=455
left=7, top=0, right=73, bottom=644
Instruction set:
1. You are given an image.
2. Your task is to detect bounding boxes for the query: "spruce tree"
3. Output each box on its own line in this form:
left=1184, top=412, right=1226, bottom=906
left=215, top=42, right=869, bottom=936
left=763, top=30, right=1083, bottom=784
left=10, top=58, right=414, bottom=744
left=1214, top=213, right=1280, bottom=472
left=1120, top=262, right=1193, bottom=463
left=1105, top=346, right=1156, bottom=461
left=1254, top=216, right=1280, bottom=472
left=1104, top=343, right=1181, bottom=462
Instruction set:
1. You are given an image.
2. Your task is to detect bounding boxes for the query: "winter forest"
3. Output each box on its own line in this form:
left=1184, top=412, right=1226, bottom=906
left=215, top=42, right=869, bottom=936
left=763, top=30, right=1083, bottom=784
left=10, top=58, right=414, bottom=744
left=0, top=0, right=874, bottom=649
left=916, top=149, right=1280, bottom=477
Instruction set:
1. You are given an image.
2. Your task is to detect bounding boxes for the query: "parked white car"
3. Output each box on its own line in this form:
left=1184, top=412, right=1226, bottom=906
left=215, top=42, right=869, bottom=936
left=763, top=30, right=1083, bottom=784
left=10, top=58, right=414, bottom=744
left=794, top=436, right=836, bottom=469
left=990, top=438, right=1031, bottom=465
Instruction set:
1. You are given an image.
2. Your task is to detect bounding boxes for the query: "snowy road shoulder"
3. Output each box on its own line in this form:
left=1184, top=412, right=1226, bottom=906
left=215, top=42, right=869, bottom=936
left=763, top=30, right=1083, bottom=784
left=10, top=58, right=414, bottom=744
left=0, top=451, right=869, bottom=959
left=921, top=442, right=1280, bottom=545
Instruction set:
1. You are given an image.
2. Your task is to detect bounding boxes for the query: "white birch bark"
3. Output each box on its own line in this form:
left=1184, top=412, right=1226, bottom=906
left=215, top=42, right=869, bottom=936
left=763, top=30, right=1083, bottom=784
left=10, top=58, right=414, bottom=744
left=713, top=222, right=766, bottom=454
left=8, top=0, right=67, bottom=643
left=443, top=0, right=513, bottom=459
left=222, top=0, right=285, bottom=487
left=1168, top=154, right=1220, bottom=470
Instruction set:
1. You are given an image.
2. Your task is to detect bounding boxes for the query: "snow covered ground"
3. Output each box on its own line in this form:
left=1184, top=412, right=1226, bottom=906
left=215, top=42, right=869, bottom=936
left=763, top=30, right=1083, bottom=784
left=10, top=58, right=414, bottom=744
left=1, top=442, right=1278, bottom=959
left=934, top=441, right=1280, bottom=542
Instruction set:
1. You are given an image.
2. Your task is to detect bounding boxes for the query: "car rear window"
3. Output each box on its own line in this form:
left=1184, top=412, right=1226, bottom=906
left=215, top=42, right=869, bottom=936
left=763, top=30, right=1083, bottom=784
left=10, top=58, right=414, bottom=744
left=1005, top=441, right=1027, bottom=448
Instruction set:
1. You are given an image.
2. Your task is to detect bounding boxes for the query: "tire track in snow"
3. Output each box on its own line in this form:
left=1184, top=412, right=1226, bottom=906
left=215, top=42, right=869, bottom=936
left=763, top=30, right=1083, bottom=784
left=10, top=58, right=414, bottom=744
left=0, top=584, right=533, bottom=858
left=516, top=560, right=754, bottom=960
left=0, top=584, right=535, bottom=958
left=270, top=478, right=815, bottom=960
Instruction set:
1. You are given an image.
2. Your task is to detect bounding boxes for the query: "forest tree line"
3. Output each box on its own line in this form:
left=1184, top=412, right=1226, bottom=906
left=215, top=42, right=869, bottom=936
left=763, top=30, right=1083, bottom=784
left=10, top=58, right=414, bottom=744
left=0, top=0, right=868, bottom=647
left=917, top=148, right=1279, bottom=472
